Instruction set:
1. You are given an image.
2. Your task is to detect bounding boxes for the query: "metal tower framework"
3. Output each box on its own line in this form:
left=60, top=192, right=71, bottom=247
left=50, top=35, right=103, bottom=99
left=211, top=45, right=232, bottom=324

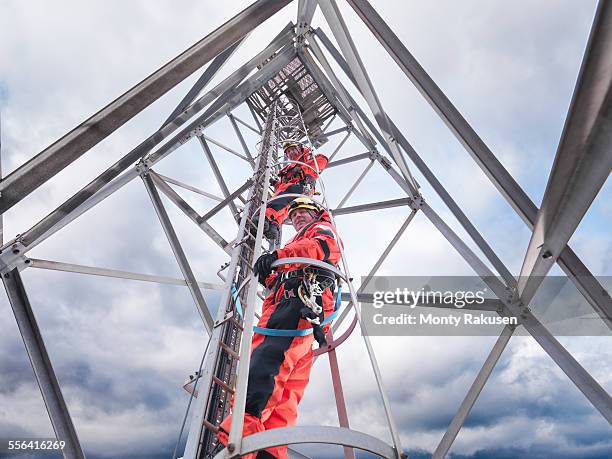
left=0, top=1, right=611, bottom=458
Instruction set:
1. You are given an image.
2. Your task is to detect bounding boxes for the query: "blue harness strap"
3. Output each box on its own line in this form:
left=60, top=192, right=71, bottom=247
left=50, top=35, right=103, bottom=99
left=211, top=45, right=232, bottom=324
left=231, top=285, right=342, bottom=337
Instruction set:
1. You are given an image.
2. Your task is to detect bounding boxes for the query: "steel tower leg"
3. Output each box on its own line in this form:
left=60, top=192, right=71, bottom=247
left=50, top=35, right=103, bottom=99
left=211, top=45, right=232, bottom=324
left=340, top=0, right=612, bottom=327
left=2, top=269, right=85, bottom=459
left=0, top=0, right=292, bottom=213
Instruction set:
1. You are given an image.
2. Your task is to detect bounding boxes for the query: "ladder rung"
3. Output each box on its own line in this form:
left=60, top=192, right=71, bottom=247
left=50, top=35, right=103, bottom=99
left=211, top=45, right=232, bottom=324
left=219, top=342, right=240, bottom=360
left=213, top=376, right=235, bottom=394
left=230, top=317, right=244, bottom=331
left=203, top=419, right=219, bottom=434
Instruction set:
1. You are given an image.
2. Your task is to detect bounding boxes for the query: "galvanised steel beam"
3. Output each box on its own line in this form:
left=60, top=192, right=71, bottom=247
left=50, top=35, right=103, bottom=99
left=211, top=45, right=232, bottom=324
left=318, top=125, right=350, bottom=141
left=299, top=44, right=376, bottom=151
left=156, top=173, right=225, bottom=202
left=146, top=46, right=294, bottom=170
left=316, top=0, right=420, bottom=196
left=200, top=135, right=251, bottom=163
left=232, top=114, right=261, bottom=135
left=307, top=25, right=612, bottom=439
left=517, top=1, right=612, bottom=305
left=332, top=197, right=412, bottom=216
left=505, top=301, right=612, bottom=424
left=308, top=33, right=516, bottom=288
left=342, top=0, right=530, bottom=212
left=200, top=180, right=252, bottom=223
left=321, top=113, right=337, bottom=133
left=383, top=158, right=612, bottom=426
left=296, top=0, right=318, bottom=40
left=327, top=151, right=372, bottom=168
left=328, top=131, right=352, bottom=162
left=247, top=100, right=264, bottom=132
left=325, top=211, right=417, bottom=353
left=297, top=48, right=377, bottom=150
left=141, top=172, right=214, bottom=333
left=4, top=46, right=295, bottom=260
left=335, top=2, right=612, bottom=325
left=27, top=258, right=223, bottom=290
left=198, top=136, right=242, bottom=221
left=160, top=37, right=246, bottom=129
left=0, top=0, right=293, bottom=214
left=228, top=113, right=255, bottom=164
left=433, top=325, right=515, bottom=459
left=2, top=268, right=85, bottom=459
left=336, top=159, right=375, bottom=209
left=148, top=171, right=230, bottom=252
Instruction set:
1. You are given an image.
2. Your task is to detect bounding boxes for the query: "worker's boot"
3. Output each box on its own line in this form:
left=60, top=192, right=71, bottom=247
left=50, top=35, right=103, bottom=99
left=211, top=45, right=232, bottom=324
left=250, top=215, right=280, bottom=243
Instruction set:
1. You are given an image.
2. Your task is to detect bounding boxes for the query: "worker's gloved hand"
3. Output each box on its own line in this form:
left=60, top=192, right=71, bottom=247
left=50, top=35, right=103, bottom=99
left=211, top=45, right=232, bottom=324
left=300, top=307, right=327, bottom=347
left=312, top=325, right=327, bottom=348
left=253, top=252, right=278, bottom=285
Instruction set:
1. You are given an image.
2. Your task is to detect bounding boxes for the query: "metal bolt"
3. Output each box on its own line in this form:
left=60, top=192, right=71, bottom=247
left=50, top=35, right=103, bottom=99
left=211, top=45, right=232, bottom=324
left=12, top=249, right=19, bottom=254
left=24, top=259, right=31, bottom=264
left=542, top=250, right=553, bottom=259
left=4, top=273, right=9, bottom=279
left=227, top=443, right=235, bottom=453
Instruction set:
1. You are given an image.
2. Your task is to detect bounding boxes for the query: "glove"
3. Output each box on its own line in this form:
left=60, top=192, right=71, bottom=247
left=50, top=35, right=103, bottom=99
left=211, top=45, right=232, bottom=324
left=253, top=252, right=278, bottom=285
left=300, top=307, right=327, bottom=347
left=312, top=325, right=328, bottom=347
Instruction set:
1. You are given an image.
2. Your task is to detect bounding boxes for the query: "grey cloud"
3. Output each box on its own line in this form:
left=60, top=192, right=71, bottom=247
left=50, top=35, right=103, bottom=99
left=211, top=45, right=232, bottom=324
left=1, top=0, right=610, bottom=458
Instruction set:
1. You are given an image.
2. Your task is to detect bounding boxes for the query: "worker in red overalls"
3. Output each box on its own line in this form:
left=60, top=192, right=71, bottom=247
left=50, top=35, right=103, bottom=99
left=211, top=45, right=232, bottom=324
left=260, top=141, right=328, bottom=241
left=218, top=197, right=343, bottom=459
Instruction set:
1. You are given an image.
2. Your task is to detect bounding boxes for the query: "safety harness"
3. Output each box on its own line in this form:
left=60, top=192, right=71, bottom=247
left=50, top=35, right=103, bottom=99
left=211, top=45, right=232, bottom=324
left=232, top=282, right=343, bottom=338
left=279, top=150, right=313, bottom=183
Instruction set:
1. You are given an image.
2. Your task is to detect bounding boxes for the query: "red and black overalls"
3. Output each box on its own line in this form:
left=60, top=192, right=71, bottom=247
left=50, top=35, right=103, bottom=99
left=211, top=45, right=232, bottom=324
left=265, top=147, right=329, bottom=225
left=218, top=214, right=342, bottom=458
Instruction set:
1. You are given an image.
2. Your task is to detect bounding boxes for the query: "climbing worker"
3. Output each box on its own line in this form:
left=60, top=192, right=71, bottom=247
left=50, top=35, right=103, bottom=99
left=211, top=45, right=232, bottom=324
left=258, top=140, right=328, bottom=241
left=217, top=197, right=343, bottom=459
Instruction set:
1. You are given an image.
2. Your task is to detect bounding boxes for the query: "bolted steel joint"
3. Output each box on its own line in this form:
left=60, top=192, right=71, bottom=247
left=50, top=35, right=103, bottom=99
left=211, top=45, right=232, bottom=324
left=135, top=159, right=152, bottom=175
left=410, top=195, right=425, bottom=211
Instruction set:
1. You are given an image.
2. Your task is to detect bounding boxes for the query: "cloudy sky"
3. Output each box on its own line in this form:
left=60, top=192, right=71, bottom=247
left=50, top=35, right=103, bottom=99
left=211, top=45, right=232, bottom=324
left=0, top=1, right=610, bottom=458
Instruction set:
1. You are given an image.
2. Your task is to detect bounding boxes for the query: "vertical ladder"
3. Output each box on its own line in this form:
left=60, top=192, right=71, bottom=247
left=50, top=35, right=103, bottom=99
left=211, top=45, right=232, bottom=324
left=184, top=102, right=280, bottom=458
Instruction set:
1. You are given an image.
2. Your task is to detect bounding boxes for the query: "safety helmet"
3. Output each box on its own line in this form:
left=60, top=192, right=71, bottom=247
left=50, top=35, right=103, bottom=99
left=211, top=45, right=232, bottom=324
left=282, top=140, right=303, bottom=154
left=287, top=197, right=322, bottom=217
